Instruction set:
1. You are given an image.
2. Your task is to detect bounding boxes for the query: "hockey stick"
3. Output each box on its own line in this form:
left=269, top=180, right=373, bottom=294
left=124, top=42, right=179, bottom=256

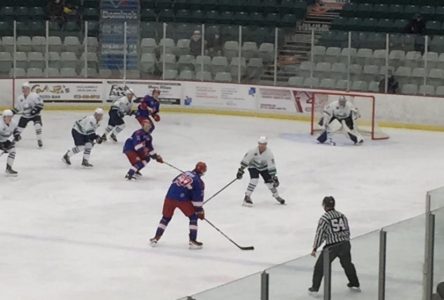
left=203, top=178, right=238, bottom=205
left=163, top=161, right=184, bottom=173
left=204, top=218, right=254, bottom=251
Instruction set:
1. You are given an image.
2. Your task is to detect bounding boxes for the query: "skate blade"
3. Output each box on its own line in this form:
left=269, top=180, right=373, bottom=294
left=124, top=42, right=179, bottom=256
left=242, top=202, right=253, bottom=207
left=189, top=244, right=203, bottom=250
left=5, top=173, right=18, bottom=177
left=308, top=291, right=320, bottom=298
left=348, top=287, right=361, bottom=292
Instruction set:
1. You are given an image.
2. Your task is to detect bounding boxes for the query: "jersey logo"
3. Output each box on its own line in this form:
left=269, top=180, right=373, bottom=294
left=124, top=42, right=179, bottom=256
left=174, top=173, right=194, bottom=189
left=330, top=217, right=347, bottom=232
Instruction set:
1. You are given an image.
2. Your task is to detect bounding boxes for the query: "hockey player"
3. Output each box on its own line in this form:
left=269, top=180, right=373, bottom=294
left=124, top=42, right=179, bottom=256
left=236, top=136, right=285, bottom=207
left=123, top=120, right=163, bottom=180
left=135, top=88, right=160, bottom=133
left=317, top=96, right=364, bottom=145
left=99, top=88, right=136, bottom=143
left=12, top=82, right=44, bottom=148
left=0, top=110, right=21, bottom=176
left=150, top=162, right=207, bottom=249
left=62, top=108, right=104, bottom=167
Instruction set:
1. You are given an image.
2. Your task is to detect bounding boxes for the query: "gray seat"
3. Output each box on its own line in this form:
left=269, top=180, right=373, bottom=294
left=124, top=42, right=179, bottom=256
left=336, top=79, right=348, bottom=90
left=319, top=78, right=336, bottom=89
left=405, top=50, right=422, bottom=68
left=312, top=45, right=326, bottom=62
left=419, top=85, right=435, bottom=96
left=288, top=76, right=304, bottom=86
left=394, top=66, right=412, bottom=85
left=247, top=58, right=263, bottom=80
left=372, top=49, right=387, bottom=66
left=158, top=53, right=177, bottom=71
left=48, top=36, right=63, bottom=52
left=436, top=86, right=444, bottom=96
left=17, top=36, right=32, bottom=52
left=211, top=56, right=229, bottom=74
left=140, top=53, right=157, bottom=74
left=362, top=65, right=379, bottom=81
left=32, top=36, right=46, bottom=53
left=178, top=70, right=194, bottom=80
left=141, top=38, right=157, bottom=53
left=194, top=55, right=212, bottom=72
left=324, top=47, right=341, bottom=63
left=303, top=77, right=320, bottom=88
left=401, top=83, right=418, bottom=94
left=258, top=43, right=274, bottom=63
left=437, top=53, right=444, bottom=69
left=214, top=71, right=232, bottom=82
left=389, top=50, right=406, bottom=67
left=126, top=70, right=141, bottom=79
left=351, top=80, right=368, bottom=91
left=195, top=71, right=212, bottom=81
left=314, top=62, right=331, bottom=78
left=163, top=69, right=178, bottom=80
left=64, top=36, right=82, bottom=54
left=28, top=52, right=45, bottom=69
left=2, top=36, right=14, bottom=53
left=424, top=52, right=439, bottom=69
left=84, top=37, right=99, bottom=53
left=60, top=52, right=78, bottom=69
left=339, top=47, right=357, bottom=63
left=99, top=68, right=112, bottom=78
left=176, top=39, right=190, bottom=56
left=223, top=41, right=239, bottom=60
left=242, top=42, right=258, bottom=60
left=9, top=68, right=26, bottom=77
left=0, top=52, right=12, bottom=74
left=350, top=64, right=362, bottom=80
left=368, top=81, right=380, bottom=92
left=354, top=48, right=373, bottom=65
left=230, top=57, right=247, bottom=79
left=60, top=67, right=78, bottom=77
left=428, top=68, right=444, bottom=86
left=158, top=38, right=176, bottom=54
left=27, top=68, right=43, bottom=77
left=298, top=61, right=314, bottom=77
left=46, top=67, right=60, bottom=77
left=331, top=62, right=347, bottom=74
left=411, top=67, right=426, bottom=85
left=48, top=52, right=61, bottom=68
left=177, top=54, right=195, bottom=71
left=15, top=52, right=28, bottom=69
left=79, top=67, right=98, bottom=77
left=79, top=52, right=99, bottom=70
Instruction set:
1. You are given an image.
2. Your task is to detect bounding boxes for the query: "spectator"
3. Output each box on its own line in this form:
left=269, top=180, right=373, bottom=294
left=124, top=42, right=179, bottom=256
left=207, top=33, right=222, bottom=56
left=63, top=2, right=81, bottom=24
left=379, top=72, right=399, bottom=94
left=190, top=30, right=203, bottom=57
left=406, top=14, right=425, bottom=34
left=48, top=0, right=64, bottom=22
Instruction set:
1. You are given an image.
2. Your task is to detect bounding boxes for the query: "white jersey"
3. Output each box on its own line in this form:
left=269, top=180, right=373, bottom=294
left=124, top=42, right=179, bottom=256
left=73, top=115, right=100, bottom=136
left=15, top=92, right=44, bottom=118
left=111, top=96, right=133, bottom=115
left=323, top=100, right=359, bottom=122
left=241, top=147, right=277, bottom=174
left=0, top=118, right=18, bottom=143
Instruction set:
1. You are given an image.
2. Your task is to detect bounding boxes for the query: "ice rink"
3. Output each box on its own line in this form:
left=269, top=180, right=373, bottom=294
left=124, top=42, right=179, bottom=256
left=1, top=111, right=443, bottom=300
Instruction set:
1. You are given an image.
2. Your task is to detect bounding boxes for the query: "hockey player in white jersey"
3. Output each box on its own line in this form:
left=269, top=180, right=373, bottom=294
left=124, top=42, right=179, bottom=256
left=62, top=108, right=104, bottom=167
left=12, top=82, right=44, bottom=148
left=99, top=88, right=136, bottom=143
left=0, top=110, right=21, bottom=176
left=236, top=136, right=285, bottom=207
left=317, top=96, right=364, bottom=145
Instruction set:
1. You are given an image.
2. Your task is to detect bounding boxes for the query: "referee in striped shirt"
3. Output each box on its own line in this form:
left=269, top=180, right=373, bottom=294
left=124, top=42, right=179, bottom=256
left=308, top=196, right=360, bottom=293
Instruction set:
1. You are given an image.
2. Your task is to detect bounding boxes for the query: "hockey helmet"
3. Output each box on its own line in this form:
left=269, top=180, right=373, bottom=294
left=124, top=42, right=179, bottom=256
left=22, top=82, right=31, bottom=89
left=141, top=120, right=152, bottom=132
left=2, top=109, right=13, bottom=117
left=152, top=88, right=161, bottom=96
left=338, top=96, right=347, bottom=106
left=258, top=136, right=268, bottom=144
left=125, top=88, right=135, bottom=97
left=322, top=196, right=335, bottom=209
left=94, top=108, right=104, bottom=115
left=194, top=161, right=207, bottom=175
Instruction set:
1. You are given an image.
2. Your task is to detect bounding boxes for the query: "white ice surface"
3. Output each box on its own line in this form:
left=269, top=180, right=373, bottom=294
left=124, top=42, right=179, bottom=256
left=0, top=111, right=443, bottom=300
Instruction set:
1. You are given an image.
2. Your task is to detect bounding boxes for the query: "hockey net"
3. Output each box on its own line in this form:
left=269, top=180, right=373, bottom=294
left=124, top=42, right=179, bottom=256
left=309, top=92, right=389, bottom=140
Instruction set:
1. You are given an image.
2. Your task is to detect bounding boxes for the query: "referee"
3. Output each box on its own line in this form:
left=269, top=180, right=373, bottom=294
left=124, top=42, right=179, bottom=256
left=308, top=196, right=360, bottom=293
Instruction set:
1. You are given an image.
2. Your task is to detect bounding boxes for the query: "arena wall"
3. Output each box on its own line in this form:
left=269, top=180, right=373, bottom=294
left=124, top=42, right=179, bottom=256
left=1, top=78, right=443, bottom=131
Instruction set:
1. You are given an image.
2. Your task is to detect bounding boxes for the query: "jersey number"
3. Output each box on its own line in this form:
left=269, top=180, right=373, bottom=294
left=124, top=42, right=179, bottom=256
left=331, top=217, right=346, bottom=232
left=175, top=174, right=193, bottom=187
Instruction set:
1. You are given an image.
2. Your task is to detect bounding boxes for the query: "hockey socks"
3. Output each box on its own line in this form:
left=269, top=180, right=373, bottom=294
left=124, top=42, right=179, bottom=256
left=189, top=215, right=198, bottom=241
left=154, top=216, right=171, bottom=239
left=245, top=178, right=259, bottom=196
left=35, top=123, right=42, bottom=147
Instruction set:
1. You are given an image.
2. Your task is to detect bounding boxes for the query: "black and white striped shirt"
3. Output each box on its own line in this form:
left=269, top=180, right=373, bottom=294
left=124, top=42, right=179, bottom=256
left=313, top=210, right=350, bottom=250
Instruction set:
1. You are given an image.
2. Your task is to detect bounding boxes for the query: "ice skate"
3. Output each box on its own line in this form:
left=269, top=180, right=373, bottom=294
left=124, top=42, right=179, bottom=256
left=110, top=133, right=118, bottom=142
left=82, top=159, right=93, bottom=167
left=347, top=283, right=361, bottom=292
left=125, top=172, right=136, bottom=180
left=5, top=164, right=18, bottom=176
left=149, top=237, right=159, bottom=247
left=135, top=171, right=142, bottom=177
left=308, top=287, right=319, bottom=297
left=275, top=196, right=285, bottom=205
left=242, top=195, right=253, bottom=207
left=100, top=134, right=107, bottom=143
left=37, top=140, right=43, bottom=148
left=62, top=152, right=71, bottom=165
left=189, top=240, right=203, bottom=250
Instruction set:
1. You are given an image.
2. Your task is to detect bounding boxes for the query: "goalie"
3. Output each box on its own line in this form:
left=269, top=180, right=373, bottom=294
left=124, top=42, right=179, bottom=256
left=317, top=96, right=364, bottom=145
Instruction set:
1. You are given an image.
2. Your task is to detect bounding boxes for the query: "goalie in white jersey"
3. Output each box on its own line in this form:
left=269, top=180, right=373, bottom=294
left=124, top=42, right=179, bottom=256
left=99, top=88, right=136, bottom=143
left=62, top=108, right=104, bottom=167
left=317, top=96, right=364, bottom=145
left=12, top=82, right=44, bottom=148
left=0, top=110, right=21, bottom=175
left=236, top=136, right=285, bottom=207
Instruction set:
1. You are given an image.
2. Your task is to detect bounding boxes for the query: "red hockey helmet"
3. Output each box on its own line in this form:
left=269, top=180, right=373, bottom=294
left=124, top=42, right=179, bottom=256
left=194, top=161, right=207, bottom=175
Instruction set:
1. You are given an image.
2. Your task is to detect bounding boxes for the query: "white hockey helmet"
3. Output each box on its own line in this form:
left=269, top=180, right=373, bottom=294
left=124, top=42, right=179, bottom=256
left=258, top=136, right=268, bottom=144
left=22, top=82, right=31, bottom=89
left=2, top=109, right=13, bottom=117
left=338, top=96, right=347, bottom=105
left=94, top=108, right=104, bottom=115
left=125, top=88, right=135, bottom=96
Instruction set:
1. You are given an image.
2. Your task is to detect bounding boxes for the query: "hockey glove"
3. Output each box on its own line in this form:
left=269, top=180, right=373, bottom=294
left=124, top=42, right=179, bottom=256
left=236, top=167, right=244, bottom=179
left=153, top=114, right=160, bottom=122
left=13, top=133, right=21, bottom=142
left=2, top=140, right=13, bottom=150
left=151, top=154, right=163, bottom=163
left=31, top=106, right=43, bottom=116
left=272, top=176, right=280, bottom=188
left=196, top=209, right=205, bottom=220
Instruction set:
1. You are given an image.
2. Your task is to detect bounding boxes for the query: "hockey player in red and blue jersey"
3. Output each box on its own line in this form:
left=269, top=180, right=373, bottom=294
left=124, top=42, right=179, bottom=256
left=123, top=120, right=163, bottom=180
left=135, top=88, right=160, bottom=133
left=150, top=162, right=207, bottom=249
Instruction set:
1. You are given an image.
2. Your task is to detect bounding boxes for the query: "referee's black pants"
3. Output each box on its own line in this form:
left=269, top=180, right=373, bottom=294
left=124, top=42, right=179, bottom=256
left=311, top=241, right=360, bottom=291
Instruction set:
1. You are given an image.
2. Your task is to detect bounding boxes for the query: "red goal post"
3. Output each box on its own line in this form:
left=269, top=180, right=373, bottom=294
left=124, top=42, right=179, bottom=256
left=309, top=91, right=389, bottom=140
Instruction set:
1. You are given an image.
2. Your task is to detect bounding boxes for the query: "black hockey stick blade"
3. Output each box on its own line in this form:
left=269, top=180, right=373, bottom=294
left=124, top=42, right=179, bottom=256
left=204, top=218, right=254, bottom=251
left=239, top=246, right=255, bottom=251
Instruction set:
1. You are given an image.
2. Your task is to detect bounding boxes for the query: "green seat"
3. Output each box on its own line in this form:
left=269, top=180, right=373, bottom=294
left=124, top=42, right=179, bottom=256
left=331, top=17, right=349, bottom=31
left=242, top=26, right=257, bottom=42
left=245, top=0, right=265, bottom=13
left=372, top=4, right=389, bottom=19
left=206, top=10, right=219, bottom=24
left=218, top=0, right=236, bottom=11
left=403, top=5, right=419, bottom=19
left=83, top=0, right=98, bottom=8
left=280, top=13, right=297, bottom=28
left=218, top=11, right=234, bottom=25
left=355, top=3, right=373, bottom=18
left=388, top=4, right=404, bottom=19
left=0, top=7, right=15, bottom=22
left=420, top=5, right=436, bottom=20
left=341, top=3, right=358, bottom=18
left=280, top=0, right=298, bottom=14
left=220, top=25, right=238, bottom=42
left=264, top=13, right=280, bottom=27
left=189, top=10, right=205, bottom=24
left=49, top=21, right=62, bottom=37
left=234, top=11, right=249, bottom=26
left=29, top=7, right=45, bottom=20
left=175, top=9, right=191, bottom=23
left=156, top=0, right=174, bottom=10
left=16, top=21, right=31, bottom=36
left=86, top=20, right=99, bottom=37
left=64, top=21, right=82, bottom=38
left=141, top=22, right=161, bottom=40
left=83, top=8, right=99, bottom=21
left=435, top=6, right=444, bottom=18
left=393, top=19, right=408, bottom=32
left=15, top=6, right=29, bottom=21
left=158, top=9, right=175, bottom=22
left=140, top=0, right=156, bottom=9
left=201, top=0, right=218, bottom=11
left=0, top=21, right=12, bottom=36
left=28, top=21, right=45, bottom=36
left=359, top=17, right=377, bottom=32
left=262, top=0, right=279, bottom=13
left=248, top=12, right=264, bottom=26
left=141, top=9, right=157, bottom=21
